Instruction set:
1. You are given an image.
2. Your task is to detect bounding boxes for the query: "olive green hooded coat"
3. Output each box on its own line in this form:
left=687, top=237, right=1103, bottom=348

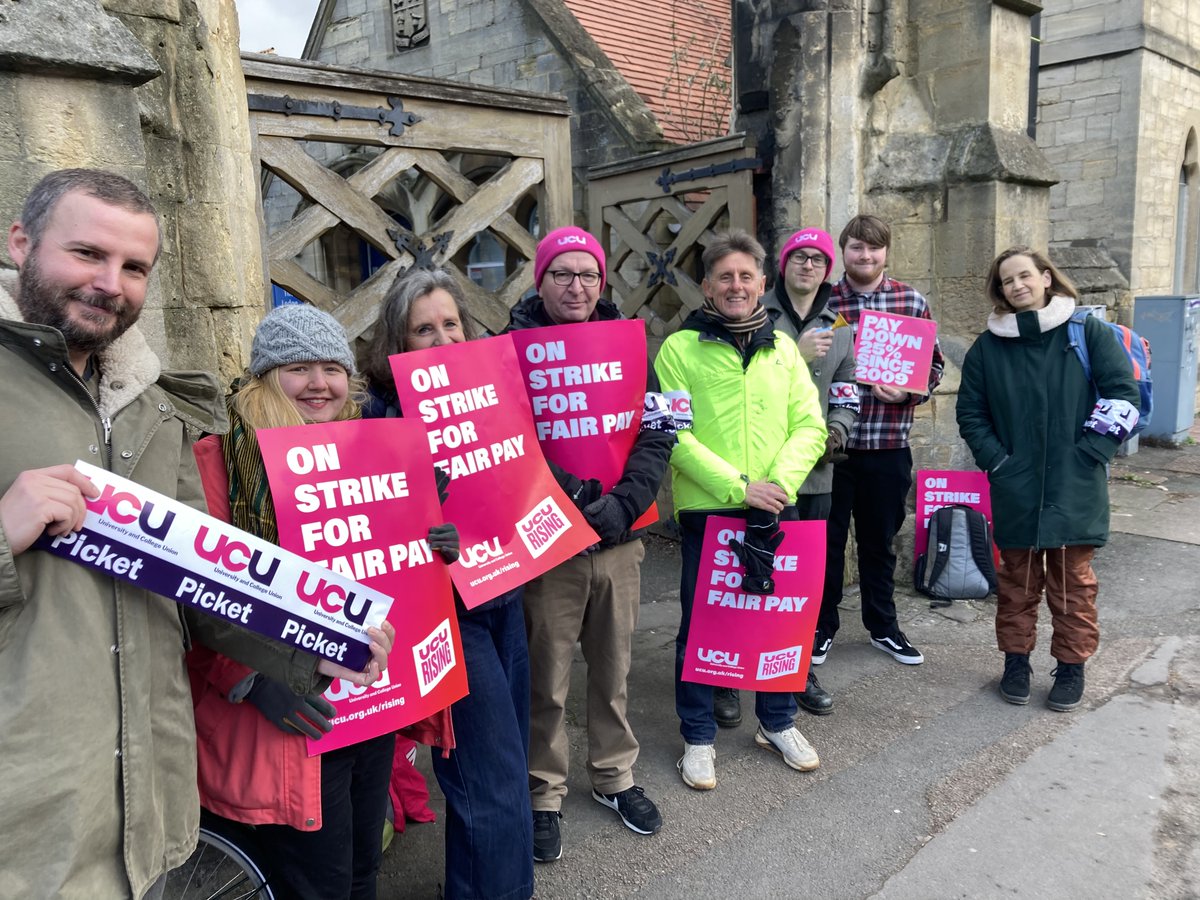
left=0, top=270, right=322, bottom=899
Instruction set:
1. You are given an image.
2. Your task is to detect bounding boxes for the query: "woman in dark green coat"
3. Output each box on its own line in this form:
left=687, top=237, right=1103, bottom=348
left=957, top=247, right=1139, bottom=713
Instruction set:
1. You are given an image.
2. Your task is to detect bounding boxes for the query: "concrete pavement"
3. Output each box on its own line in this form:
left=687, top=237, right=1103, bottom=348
left=379, top=428, right=1200, bottom=899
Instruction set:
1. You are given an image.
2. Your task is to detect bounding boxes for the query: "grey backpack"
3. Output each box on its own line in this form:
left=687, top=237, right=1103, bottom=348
left=914, top=505, right=998, bottom=604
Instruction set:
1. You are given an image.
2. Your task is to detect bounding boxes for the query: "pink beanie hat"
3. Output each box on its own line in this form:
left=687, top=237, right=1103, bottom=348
left=778, top=228, right=836, bottom=281
left=534, top=226, right=607, bottom=291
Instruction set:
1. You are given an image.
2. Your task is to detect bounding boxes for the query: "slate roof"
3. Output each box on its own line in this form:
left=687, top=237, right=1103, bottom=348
left=561, top=0, right=732, bottom=144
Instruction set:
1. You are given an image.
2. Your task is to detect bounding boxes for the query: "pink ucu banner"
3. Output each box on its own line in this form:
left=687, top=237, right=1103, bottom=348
left=682, top=517, right=825, bottom=692
left=257, top=418, right=467, bottom=754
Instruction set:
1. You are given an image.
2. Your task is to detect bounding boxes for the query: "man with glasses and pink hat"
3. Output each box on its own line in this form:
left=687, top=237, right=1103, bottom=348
left=504, top=226, right=672, bottom=863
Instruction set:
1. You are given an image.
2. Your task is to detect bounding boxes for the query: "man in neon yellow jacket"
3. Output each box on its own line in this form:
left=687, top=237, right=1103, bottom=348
left=654, top=229, right=826, bottom=791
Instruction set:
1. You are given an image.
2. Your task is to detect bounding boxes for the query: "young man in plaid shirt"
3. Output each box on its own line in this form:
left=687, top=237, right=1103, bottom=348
left=814, top=215, right=944, bottom=666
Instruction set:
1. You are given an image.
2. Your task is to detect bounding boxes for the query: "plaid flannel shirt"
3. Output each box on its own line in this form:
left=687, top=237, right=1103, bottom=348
left=830, top=273, right=945, bottom=450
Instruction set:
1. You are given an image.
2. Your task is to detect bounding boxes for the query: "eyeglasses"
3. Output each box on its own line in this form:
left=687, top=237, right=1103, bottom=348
left=788, top=253, right=828, bottom=269
left=548, top=270, right=601, bottom=287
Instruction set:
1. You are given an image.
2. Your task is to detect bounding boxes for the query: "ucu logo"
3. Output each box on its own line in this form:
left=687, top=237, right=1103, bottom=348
left=697, top=648, right=740, bottom=667
left=86, top=484, right=176, bottom=540
left=829, top=382, right=858, bottom=399
left=458, top=537, right=505, bottom=570
left=193, top=525, right=280, bottom=586
left=295, top=571, right=374, bottom=625
left=325, top=667, right=391, bottom=702
left=557, top=234, right=588, bottom=247
left=414, top=619, right=456, bottom=697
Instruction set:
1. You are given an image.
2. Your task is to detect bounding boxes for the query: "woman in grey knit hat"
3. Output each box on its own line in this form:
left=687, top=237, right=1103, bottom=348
left=187, top=301, right=456, bottom=900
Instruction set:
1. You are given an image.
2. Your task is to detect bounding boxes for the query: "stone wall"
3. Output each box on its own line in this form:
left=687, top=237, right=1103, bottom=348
left=0, top=0, right=266, bottom=382
left=735, top=0, right=1056, bottom=487
left=306, top=0, right=667, bottom=206
left=1039, top=0, right=1200, bottom=296
left=1130, top=49, right=1200, bottom=294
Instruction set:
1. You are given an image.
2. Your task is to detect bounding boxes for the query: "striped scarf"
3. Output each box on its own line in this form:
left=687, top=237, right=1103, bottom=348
left=701, top=297, right=770, bottom=345
left=221, top=402, right=279, bottom=544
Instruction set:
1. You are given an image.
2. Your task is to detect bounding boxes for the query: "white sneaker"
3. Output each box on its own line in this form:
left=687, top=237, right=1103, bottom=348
left=755, top=725, right=819, bottom=771
left=677, top=742, right=716, bottom=790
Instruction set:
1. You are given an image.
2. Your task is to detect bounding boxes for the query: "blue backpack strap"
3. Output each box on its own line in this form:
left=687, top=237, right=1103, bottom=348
left=1067, top=310, right=1096, bottom=386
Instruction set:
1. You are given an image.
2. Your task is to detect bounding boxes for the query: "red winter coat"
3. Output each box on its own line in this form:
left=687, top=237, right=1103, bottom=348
left=187, top=435, right=453, bottom=831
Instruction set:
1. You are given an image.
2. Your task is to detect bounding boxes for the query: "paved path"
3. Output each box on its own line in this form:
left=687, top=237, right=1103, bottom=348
left=380, top=433, right=1200, bottom=900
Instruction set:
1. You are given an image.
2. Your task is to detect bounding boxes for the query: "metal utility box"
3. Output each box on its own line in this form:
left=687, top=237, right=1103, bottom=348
left=1133, top=295, right=1200, bottom=443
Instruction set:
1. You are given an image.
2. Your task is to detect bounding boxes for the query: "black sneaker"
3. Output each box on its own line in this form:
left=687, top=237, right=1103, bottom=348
left=532, top=810, right=562, bottom=862
left=592, top=785, right=662, bottom=835
left=999, top=653, right=1032, bottom=705
left=713, top=687, right=742, bottom=728
left=811, top=631, right=833, bottom=666
left=870, top=630, right=924, bottom=665
left=1047, top=661, right=1085, bottom=712
left=794, top=670, right=834, bottom=715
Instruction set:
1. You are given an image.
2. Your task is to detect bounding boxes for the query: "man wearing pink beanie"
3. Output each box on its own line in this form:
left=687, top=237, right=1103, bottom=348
left=704, top=227, right=861, bottom=729
left=505, top=226, right=670, bottom=861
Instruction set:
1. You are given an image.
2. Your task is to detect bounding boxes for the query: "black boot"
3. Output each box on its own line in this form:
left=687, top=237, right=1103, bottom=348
left=794, top=670, right=833, bottom=715
left=713, top=687, right=741, bottom=727
left=999, top=653, right=1032, bottom=705
left=1047, top=661, right=1085, bottom=711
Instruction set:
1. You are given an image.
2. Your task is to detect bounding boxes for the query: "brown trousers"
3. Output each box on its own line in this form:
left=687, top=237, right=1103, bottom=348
left=524, top=539, right=645, bottom=810
left=995, top=546, right=1099, bottom=664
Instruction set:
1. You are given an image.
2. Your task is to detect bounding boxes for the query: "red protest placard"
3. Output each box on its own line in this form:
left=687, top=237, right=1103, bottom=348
left=389, top=336, right=599, bottom=608
left=853, top=310, right=939, bottom=393
left=682, top=517, right=825, bottom=692
left=510, top=320, right=657, bottom=529
left=914, top=469, right=996, bottom=562
left=257, top=419, right=467, bottom=755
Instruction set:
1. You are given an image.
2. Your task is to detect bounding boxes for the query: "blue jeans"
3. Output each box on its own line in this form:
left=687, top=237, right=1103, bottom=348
left=430, top=590, right=533, bottom=900
left=675, top=512, right=798, bottom=744
left=254, top=732, right=396, bottom=900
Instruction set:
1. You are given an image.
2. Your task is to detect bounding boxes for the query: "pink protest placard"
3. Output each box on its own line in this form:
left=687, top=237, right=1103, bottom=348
left=257, top=419, right=467, bottom=755
left=389, top=336, right=600, bottom=608
left=682, top=517, right=825, bottom=692
left=510, top=320, right=658, bottom=530
left=853, top=310, right=939, bottom=393
left=914, top=469, right=995, bottom=562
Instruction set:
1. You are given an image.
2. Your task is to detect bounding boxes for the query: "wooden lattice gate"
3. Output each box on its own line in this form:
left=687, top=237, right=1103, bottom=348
left=243, top=54, right=573, bottom=337
left=586, top=135, right=760, bottom=347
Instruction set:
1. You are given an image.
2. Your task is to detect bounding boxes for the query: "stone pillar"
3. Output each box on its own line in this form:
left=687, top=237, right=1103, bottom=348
left=0, top=0, right=160, bottom=245
left=106, top=0, right=265, bottom=382
left=0, top=0, right=266, bottom=381
left=735, top=0, right=1060, bottom=579
left=733, top=0, right=874, bottom=255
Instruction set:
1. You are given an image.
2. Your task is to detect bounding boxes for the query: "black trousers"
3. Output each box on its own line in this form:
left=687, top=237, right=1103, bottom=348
left=255, top=733, right=396, bottom=900
left=820, top=447, right=913, bottom=639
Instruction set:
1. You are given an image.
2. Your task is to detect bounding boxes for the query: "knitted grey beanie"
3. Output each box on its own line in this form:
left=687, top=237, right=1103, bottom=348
left=250, top=303, right=356, bottom=377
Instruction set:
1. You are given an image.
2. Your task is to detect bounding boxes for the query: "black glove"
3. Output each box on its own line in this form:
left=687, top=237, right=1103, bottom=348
left=427, top=522, right=460, bottom=562
left=729, top=509, right=785, bottom=594
left=434, top=466, right=451, bottom=504
left=572, top=477, right=604, bottom=511
left=547, top=461, right=602, bottom=510
left=583, top=493, right=628, bottom=544
left=246, top=676, right=336, bottom=740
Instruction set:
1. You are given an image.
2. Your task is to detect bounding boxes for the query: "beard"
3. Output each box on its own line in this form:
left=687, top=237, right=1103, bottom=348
left=16, top=249, right=140, bottom=355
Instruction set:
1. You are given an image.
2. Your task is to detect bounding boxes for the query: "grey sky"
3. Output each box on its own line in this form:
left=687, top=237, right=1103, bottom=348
left=237, top=0, right=321, bottom=57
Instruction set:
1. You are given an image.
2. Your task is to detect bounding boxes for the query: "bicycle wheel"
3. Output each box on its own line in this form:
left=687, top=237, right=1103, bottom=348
left=163, top=814, right=276, bottom=900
